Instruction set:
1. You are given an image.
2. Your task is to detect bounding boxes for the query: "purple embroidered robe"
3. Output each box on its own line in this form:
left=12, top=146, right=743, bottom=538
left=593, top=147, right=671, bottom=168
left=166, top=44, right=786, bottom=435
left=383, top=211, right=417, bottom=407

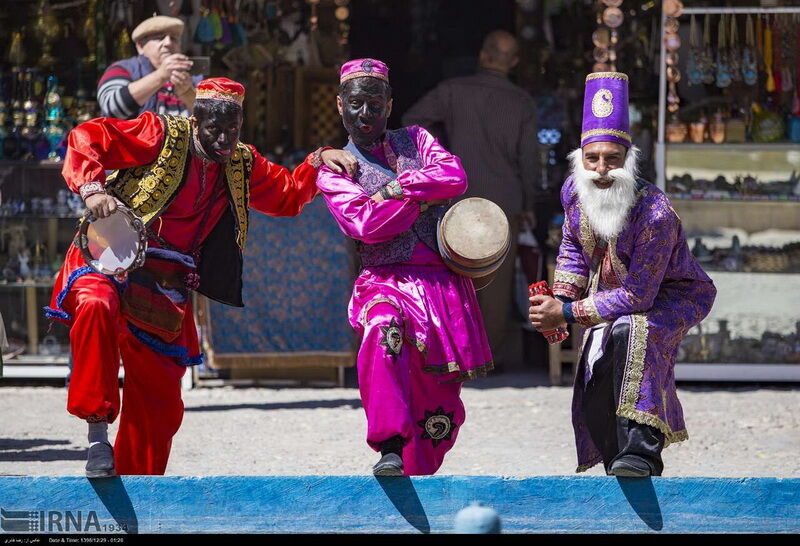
left=349, top=128, right=440, bottom=266
left=553, top=175, right=717, bottom=471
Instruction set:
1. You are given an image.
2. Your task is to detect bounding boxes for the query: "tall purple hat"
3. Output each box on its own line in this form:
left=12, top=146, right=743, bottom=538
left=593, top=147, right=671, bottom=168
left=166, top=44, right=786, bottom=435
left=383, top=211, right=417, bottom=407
left=580, top=72, right=631, bottom=148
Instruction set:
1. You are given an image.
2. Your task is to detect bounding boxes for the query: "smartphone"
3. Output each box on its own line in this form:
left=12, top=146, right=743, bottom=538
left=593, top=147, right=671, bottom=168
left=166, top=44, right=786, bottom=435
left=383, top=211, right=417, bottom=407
left=188, top=56, right=211, bottom=76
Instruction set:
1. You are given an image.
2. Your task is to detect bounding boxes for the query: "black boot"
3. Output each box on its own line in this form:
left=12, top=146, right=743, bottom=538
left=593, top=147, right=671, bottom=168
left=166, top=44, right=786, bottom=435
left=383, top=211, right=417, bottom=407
left=609, top=455, right=652, bottom=478
left=372, top=436, right=404, bottom=476
left=85, top=441, right=116, bottom=479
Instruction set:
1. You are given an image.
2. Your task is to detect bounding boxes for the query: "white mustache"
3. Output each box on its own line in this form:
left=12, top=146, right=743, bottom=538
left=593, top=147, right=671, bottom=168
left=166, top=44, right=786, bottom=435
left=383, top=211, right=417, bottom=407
left=568, top=146, right=641, bottom=240
left=579, top=168, right=629, bottom=184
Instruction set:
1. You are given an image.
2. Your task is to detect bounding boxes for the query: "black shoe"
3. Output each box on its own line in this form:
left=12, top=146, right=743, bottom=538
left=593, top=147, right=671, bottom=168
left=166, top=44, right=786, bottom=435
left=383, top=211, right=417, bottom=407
left=85, top=442, right=116, bottom=479
left=609, top=455, right=652, bottom=478
left=372, top=453, right=403, bottom=476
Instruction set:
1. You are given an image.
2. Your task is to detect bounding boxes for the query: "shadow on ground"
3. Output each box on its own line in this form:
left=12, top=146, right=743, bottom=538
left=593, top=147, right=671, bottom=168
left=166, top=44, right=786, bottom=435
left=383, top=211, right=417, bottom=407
left=184, top=398, right=363, bottom=412
left=616, top=477, right=664, bottom=531
left=0, top=438, right=84, bottom=462
left=376, top=476, right=431, bottom=534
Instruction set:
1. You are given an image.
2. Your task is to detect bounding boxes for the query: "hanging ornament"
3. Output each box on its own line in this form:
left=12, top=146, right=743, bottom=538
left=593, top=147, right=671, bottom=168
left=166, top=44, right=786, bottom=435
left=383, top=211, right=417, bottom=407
left=780, top=15, right=794, bottom=93
left=729, top=14, right=742, bottom=82
left=702, top=14, right=715, bottom=84
left=209, top=1, right=224, bottom=42
left=335, top=0, right=350, bottom=47
left=591, top=1, right=622, bottom=73
left=687, top=15, right=702, bottom=85
left=308, top=0, right=320, bottom=33
left=716, top=15, right=732, bottom=88
left=743, top=15, right=758, bottom=86
left=663, top=0, right=683, bottom=114
left=764, top=20, right=775, bottom=92
left=195, top=2, right=216, bottom=44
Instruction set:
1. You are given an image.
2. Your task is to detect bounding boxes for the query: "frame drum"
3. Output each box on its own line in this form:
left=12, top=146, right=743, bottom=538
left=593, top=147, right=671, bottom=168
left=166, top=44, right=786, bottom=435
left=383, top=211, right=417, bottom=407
left=437, top=198, right=511, bottom=290
left=78, top=205, right=147, bottom=280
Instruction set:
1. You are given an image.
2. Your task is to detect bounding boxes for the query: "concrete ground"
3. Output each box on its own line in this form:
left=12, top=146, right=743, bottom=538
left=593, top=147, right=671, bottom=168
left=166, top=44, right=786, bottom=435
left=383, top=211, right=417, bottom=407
left=0, top=372, right=798, bottom=477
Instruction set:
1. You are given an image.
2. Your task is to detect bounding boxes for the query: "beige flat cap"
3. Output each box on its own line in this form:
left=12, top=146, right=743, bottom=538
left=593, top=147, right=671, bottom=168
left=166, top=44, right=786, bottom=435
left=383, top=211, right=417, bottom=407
left=131, top=15, right=185, bottom=43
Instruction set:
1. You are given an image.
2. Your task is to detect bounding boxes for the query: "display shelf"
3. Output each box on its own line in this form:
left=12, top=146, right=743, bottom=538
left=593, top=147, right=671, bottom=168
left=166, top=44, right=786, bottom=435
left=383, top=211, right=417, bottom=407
left=0, top=281, right=56, bottom=288
left=655, top=3, right=800, bottom=378
left=666, top=142, right=800, bottom=151
left=675, top=363, right=800, bottom=382
left=0, top=215, right=80, bottom=220
left=671, top=199, right=800, bottom=233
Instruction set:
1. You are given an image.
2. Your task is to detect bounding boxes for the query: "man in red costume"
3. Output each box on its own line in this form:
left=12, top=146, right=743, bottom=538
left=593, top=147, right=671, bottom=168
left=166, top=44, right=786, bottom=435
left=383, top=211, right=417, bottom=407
left=45, top=77, right=355, bottom=477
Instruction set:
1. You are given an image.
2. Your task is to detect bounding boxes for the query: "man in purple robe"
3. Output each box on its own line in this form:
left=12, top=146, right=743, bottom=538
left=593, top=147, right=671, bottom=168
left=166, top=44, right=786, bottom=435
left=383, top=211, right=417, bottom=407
left=316, top=58, right=493, bottom=476
left=529, top=72, right=716, bottom=477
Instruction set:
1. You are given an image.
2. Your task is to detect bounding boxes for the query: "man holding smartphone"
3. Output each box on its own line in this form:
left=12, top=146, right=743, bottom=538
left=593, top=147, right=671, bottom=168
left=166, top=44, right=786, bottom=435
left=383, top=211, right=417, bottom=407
left=97, top=15, right=203, bottom=119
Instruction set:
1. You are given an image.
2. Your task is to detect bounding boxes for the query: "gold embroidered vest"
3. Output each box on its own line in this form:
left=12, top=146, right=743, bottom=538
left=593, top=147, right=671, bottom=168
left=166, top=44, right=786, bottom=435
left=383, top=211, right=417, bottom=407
left=105, top=114, right=254, bottom=307
left=105, top=114, right=254, bottom=251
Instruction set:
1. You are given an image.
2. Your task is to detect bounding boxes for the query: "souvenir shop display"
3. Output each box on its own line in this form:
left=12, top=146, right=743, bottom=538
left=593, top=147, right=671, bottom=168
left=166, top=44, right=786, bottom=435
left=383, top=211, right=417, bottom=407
left=659, top=4, right=800, bottom=374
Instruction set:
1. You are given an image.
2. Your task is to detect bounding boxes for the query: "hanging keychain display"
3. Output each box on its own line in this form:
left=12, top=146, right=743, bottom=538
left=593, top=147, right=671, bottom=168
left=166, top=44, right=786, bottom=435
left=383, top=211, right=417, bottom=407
left=663, top=0, right=683, bottom=114
left=716, top=14, right=732, bottom=88
left=781, top=15, right=793, bottom=92
left=743, top=14, right=758, bottom=85
left=764, top=16, right=775, bottom=93
left=687, top=15, right=703, bottom=85
left=729, top=14, right=742, bottom=82
left=702, top=13, right=715, bottom=84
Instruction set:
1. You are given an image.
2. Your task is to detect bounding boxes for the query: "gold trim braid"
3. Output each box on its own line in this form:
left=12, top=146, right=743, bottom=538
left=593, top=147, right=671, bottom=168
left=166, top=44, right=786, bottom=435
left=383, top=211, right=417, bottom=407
left=580, top=128, right=632, bottom=143
left=608, top=237, right=628, bottom=281
left=107, top=115, right=191, bottom=226
left=225, top=143, right=253, bottom=250
left=578, top=206, right=596, bottom=259
left=554, top=270, right=589, bottom=290
left=585, top=72, right=629, bottom=82
left=617, top=313, right=687, bottom=444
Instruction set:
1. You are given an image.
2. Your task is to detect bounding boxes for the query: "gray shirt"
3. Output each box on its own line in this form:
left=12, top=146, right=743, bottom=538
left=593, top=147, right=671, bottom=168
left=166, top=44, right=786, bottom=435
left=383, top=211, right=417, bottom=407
left=402, top=68, right=540, bottom=215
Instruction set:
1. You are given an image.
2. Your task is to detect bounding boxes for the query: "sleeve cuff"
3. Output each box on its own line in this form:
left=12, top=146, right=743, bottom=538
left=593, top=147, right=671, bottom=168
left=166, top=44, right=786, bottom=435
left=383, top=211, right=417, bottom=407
left=562, top=302, right=576, bottom=324
left=386, top=180, right=403, bottom=199
left=571, top=297, right=606, bottom=327
left=118, top=85, right=140, bottom=116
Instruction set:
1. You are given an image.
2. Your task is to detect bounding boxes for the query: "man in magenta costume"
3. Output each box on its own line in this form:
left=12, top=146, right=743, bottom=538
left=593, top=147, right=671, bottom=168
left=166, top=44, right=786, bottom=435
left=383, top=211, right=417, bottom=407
left=529, top=72, right=716, bottom=477
left=316, top=58, right=493, bottom=476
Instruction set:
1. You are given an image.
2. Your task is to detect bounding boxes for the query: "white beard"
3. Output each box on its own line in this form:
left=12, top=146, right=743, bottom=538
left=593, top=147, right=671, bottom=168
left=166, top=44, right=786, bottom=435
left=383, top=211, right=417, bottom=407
left=568, top=145, right=640, bottom=240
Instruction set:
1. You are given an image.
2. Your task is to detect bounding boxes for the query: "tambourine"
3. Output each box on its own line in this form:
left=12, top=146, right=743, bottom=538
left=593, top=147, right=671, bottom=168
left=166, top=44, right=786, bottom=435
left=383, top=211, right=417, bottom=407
left=78, top=204, right=147, bottom=281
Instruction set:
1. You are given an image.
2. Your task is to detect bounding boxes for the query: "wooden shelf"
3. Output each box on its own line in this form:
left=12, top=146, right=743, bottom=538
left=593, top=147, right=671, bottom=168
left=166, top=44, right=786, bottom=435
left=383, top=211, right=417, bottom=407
left=672, top=199, right=800, bottom=233
left=666, top=142, right=800, bottom=151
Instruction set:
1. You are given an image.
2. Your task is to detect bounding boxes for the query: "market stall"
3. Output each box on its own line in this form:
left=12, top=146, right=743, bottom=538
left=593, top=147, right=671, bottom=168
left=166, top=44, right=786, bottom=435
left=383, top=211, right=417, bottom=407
left=656, top=1, right=800, bottom=380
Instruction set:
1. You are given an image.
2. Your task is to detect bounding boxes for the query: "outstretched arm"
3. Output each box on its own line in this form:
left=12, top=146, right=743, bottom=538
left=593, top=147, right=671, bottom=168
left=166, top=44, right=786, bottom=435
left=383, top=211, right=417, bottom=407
left=248, top=148, right=357, bottom=217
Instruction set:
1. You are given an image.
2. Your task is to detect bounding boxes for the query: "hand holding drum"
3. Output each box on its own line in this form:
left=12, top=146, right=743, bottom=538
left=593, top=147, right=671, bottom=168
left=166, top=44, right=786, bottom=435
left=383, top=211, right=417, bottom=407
left=78, top=200, right=147, bottom=281
left=84, top=194, right=120, bottom=219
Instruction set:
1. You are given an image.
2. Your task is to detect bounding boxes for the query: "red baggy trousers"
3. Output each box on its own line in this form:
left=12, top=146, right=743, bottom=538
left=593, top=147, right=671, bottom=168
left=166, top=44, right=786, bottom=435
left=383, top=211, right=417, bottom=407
left=62, top=274, right=186, bottom=475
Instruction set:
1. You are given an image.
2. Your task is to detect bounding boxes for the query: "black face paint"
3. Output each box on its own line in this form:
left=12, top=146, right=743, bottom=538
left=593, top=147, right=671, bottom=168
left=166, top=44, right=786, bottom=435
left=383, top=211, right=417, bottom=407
left=195, top=107, right=243, bottom=163
left=339, top=78, right=391, bottom=149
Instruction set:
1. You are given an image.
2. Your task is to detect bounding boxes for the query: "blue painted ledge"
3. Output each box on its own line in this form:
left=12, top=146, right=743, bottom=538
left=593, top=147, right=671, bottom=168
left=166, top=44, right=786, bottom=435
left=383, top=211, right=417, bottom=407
left=0, top=476, right=797, bottom=534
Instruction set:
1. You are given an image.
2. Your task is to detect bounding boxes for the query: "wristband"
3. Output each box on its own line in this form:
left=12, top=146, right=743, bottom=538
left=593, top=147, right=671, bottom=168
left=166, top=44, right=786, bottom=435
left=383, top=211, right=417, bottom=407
left=562, top=302, right=576, bottom=324
left=385, top=180, right=403, bottom=199
left=79, top=182, right=105, bottom=201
